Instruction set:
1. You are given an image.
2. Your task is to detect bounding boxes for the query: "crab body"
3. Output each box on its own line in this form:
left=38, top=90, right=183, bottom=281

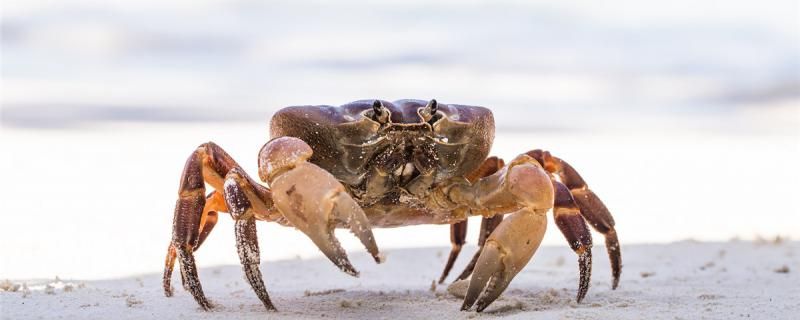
left=163, top=99, right=622, bottom=313
left=270, top=99, right=493, bottom=227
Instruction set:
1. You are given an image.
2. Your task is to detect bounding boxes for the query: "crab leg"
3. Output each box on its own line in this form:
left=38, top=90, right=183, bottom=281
left=224, top=168, right=277, bottom=311
left=164, top=191, right=224, bottom=296
left=196, top=191, right=223, bottom=249
left=260, top=137, right=382, bottom=276
left=438, top=157, right=505, bottom=284
left=439, top=220, right=467, bottom=284
left=450, top=154, right=555, bottom=311
left=527, top=150, right=621, bottom=289
left=164, top=147, right=215, bottom=309
left=552, top=180, right=593, bottom=302
left=164, top=142, right=272, bottom=310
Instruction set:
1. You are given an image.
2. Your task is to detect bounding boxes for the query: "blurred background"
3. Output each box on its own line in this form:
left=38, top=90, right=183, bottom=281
left=2, top=0, right=798, bottom=280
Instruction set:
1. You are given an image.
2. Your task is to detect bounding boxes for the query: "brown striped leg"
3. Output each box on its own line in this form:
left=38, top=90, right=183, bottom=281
left=163, top=142, right=243, bottom=310
left=572, top=188, right=620, bottom=289
left=552, top=180, right=593, bottom=302
left=224, top=168, right=276, bottom=311
left=528, top=149, right=621, bottom=290
left=164, top=191, right=225, bottom=297
left=438, top=220, right=467, bottom=284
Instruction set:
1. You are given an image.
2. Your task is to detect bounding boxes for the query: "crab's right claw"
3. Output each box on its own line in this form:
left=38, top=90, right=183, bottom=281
left=461, top=209, right=547, bottom=312
left=264, top=137, right=381, bottom=277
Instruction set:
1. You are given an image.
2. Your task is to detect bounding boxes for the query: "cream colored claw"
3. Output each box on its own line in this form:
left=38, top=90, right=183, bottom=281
left=461, top=208, right=547, bottom=312
left=267, top=152, right=381, bottom=276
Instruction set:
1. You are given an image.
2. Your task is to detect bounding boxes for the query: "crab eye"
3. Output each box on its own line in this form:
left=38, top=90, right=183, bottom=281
left=428, top=99, right=438, bottom=113
left=371, top=100, right=389, bottom=123
left=421, top=99, right=440, bottom=124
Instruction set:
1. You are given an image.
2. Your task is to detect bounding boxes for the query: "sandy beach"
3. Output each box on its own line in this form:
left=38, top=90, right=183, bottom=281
left=2, top=241, right=797, bottom=319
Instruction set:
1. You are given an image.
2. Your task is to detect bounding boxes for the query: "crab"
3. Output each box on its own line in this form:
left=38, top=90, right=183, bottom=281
left=162, top=99, right=621, bottom=312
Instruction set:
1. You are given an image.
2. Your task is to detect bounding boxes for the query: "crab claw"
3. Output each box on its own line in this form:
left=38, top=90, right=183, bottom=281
left=461, top=209, right=547, bottom=312
left=263, top=137, right=381, bottom=276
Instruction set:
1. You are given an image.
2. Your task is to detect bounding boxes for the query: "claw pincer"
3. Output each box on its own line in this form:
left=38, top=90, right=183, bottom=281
left=263, top=137, right=382, bottom=275
left=461, top=209, right=547, bottom=311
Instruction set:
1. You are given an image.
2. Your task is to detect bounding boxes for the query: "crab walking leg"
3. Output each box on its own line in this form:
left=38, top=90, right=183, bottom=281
left=527, top=150, right=621, bottom=289
left=223, top=169, right=277, bottom=311
left=195, top=191, right=224, bottom=249
left=163, top=149, right=212, bottom=309
left=552, top=180, right=593, bottom=302
left=163, top=142, right=256, bottom=310
left=260, top=137, right=381, bottom=276
left=572, top=189, right=620, bottom=289
left=164, top=191, right=225, bottom=296
left=439, top=220, right=467, bottom=284
left=439, top=156, right=505, bottom=284
left=450, top=154, right=555, bottom=312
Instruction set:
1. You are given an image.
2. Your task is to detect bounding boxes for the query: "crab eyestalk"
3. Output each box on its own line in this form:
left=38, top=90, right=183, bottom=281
left=420, top=98, right=438, bottom=122
left=372, top=100, right=390, bottom=123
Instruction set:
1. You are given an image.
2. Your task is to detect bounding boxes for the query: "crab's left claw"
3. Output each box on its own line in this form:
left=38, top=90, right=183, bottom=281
left=263, top=137, right=381, bottom=276
left=461, top=209, right=547, bottom=312
left=452, top=156, right=554, bottom=312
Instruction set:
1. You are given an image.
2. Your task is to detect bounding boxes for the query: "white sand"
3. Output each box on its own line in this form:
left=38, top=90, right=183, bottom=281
left=2, top=241, right=797, bottom=319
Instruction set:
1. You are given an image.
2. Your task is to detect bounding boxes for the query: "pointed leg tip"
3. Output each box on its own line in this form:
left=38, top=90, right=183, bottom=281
left=334, top=259, right=360, bottom=277
left=198, top=300, right=214, bottom=311
left=263, top=303, right=278, bottom=312
left=342, top=266, right=360, bottom=277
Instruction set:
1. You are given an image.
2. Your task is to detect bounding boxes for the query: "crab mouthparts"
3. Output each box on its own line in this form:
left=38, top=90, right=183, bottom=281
left=393, top=162, right=420, bottom=185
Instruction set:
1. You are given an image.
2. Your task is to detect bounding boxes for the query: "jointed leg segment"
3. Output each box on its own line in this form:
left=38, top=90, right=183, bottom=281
left=527, top=149, right=621, bottom=290
left=552, top=180, right=593, bottom=302
left=225, top=168, right=276, bottom=311
left=164, top=138, right=382, bottom=312
left=163, top=142, right=275, bottom=310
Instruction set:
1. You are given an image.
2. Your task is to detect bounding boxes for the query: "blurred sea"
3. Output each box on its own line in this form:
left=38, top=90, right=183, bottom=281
left=2, top=0, right=798, bottom=131
left=1, top=0, right=798, bottom=279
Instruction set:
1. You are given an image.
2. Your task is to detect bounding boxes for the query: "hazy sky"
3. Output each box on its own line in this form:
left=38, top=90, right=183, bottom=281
left=2, top=0, right=797, bottom=129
